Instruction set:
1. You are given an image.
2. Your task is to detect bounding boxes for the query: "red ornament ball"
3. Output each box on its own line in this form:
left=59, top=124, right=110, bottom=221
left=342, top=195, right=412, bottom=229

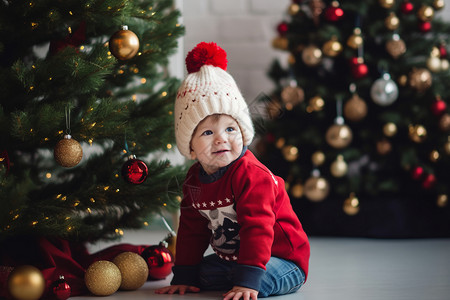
left=141, top=242, right=174, bottom=280
left=351, top=63, right=369, bottom=79
left=324, top=6, right=344, bottom=21
left=401, top=1, right=414, bottom=14
left=431, top=99, right=447, bottom=116
left=422, top=173, right=436, bottom=189
left=121, top=157, right=148, bottom=184
left=419, top=21, right=432, bottom=32
left=439, top=45, right=448, bottom=58
left=52, top=276, right=71, bottom=300
left=411, top=166, right=424, bottom=180
left=277, top=21, right=289, bottom=36
left=186, top=42, right=227, bottom=74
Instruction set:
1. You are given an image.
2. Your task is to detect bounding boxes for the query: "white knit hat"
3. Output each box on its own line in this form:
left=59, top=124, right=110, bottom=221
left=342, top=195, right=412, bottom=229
left=174, top=42, right=254, bottom=158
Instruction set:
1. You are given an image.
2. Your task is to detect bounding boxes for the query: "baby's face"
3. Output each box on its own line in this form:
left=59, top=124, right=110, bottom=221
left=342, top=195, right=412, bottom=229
left=190, top=115, right=244, bottom=175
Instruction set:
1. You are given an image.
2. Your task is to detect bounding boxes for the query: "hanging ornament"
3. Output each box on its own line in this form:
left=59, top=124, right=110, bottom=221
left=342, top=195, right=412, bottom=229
left=272, top=36, right=289, bottom=50
left=419, top=21, right=432, bottom=32
left=322, top=36, right=343, bottom=57
left=411, top=166, right=425, bottom=180
left=376, top=139, right=392, bottom=155
left=309, top=0, right=325, bottom=26
left=304, top=170, right=330, bottom=202
left=112, top=252, right=149, bottom=290
left=326, top=99, right=353, bottom=149
left=343, top=193, right=360, bottom=216
left=408, top=68, right=432, bottom=93
left=441, top=59, right=449, bottom=71
left=439, top=114, right=450, bottom=131
left=386, top=34, right=406, bottom=59
left=288, top=3, right=301, bottom=16
left=302, top=45, right=322, bottom=66
left=282, top=145, right=299, bottom=162
left=330, top=155, right=348, bottom=177
left=324, top=1, right=344, bottom=22
left=122, top=155, right=149, bottom=184
left=141, top=241, right=175, bottom=280
left=437, top=194, right=448, bottom=207
left=54, top=107, right=83, bottom=167
left=281, top=80, right=305, bottom=108
left=383, top=122, right=398, bottom=137
left=427, top=56, right=442, bottom=72
left=276, top=21, right=289, bottom=36
left=325, top=123, right=353, bottom=148
left=347, top=28, right=363, bottom=49
left=385, top=12, right=400, bottom=30
left=351, top=58, right=369, bottom=79
left=51, top=275, right=71, bottom=300
left=408, top=124, right=427, bottom=143
left=291, top=182, right=304, bottom=198
left=85, top=260, right=122, bottom=296
left=311, top=150, right=326, bottom=166
left=344, top=85, right=368, bottom=122
left=431, top=96, right=447, bottom=116
left=417, top=5, right=434, bottom=22
left=379, top=0, right=395, bottom=9
left=439, top=43, right=448, bottom=58
left=429, top=150, right=440, bottom=162
left=422, top=173, right=436, bottom=189
left=370, top=73, right=399, bottom=106
left=433, top=0, right=445, bottom=10
left=109, top=25, right=140, bottom=60
left=7, top=265, right=45, bottom=300
left=306, top=95, right=325, bottom=112
left=401, top=1, right=414, bottom=14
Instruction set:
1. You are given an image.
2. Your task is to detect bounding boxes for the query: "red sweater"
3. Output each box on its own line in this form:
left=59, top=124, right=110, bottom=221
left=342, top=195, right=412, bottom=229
left=172, top=150, right=310, bottom=290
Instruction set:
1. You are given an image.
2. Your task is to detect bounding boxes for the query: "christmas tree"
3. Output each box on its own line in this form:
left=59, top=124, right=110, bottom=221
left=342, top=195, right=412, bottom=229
left=258, top=0, right=450, bottom=237
left=0, top=0, right=185, bottom=244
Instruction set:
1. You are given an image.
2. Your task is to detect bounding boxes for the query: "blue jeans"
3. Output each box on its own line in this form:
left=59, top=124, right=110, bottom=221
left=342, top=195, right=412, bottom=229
left=198, top=254, right=305, bottom=297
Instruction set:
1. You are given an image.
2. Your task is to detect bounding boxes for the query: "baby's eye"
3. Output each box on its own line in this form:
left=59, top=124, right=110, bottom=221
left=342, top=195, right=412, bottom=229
left=201, top=130, right=213, bottom=136
left=226, top=127, right=235, bottom=132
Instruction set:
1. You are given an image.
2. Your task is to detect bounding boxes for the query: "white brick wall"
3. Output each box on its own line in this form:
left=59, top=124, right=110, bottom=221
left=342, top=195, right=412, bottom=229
left=179, top=1, right=450, bottom=107
left=181, top=0, right=291, bottom=105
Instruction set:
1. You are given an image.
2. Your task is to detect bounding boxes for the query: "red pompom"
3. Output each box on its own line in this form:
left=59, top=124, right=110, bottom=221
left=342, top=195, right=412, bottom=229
left=186, top=42, right=227, bottom=73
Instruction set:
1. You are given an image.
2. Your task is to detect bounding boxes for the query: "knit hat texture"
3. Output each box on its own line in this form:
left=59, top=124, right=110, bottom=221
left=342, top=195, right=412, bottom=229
left=174, top=42, right=254, bottom=158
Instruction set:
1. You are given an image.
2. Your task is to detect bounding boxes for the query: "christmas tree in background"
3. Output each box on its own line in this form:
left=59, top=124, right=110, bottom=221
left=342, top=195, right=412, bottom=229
left=0, top=0, right=185, bottom=244
left=258, top=0, right=450, bottom=237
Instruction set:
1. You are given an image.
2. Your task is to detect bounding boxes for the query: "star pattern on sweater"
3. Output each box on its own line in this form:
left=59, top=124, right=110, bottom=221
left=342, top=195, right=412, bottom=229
left=192, top=195, right=234, bottom=209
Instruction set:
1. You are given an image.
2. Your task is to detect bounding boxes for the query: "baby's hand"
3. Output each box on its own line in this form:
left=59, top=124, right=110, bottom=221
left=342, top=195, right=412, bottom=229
left=155, top=285, right=200, bottom=295
left=223, top=285, right=258, bottom=300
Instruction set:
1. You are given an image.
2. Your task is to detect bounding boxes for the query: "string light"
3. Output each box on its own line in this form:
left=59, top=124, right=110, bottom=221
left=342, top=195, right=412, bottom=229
left=45, top=173, right=52, bottom=179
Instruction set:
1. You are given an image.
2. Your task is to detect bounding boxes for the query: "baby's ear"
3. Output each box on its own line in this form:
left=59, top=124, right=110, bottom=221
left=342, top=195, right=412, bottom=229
left=190, top=149, right=197, bottom=160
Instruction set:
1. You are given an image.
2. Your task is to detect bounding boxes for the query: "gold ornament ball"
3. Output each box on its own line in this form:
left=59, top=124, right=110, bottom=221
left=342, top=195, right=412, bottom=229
left=288, top=3, right=301, bottom=15
left=385, top=12, right=399, bottom=30
left=386, top=38, right=406, bottom=59
left=330, top=155, right=348, bottom=178
left=441, top=59, right=449, bottom=71
left=343, top=193, right=360, bottom=216
left=109, top=26, right=140, bottom=60
left=408, top=124, right=427, bottom=143
left=291, top=183, right=304, bottom=198
left=433, top=0, right=445, bottom=10
left=429, top=150, right=440, bottom=162
left=54, top=135, right=83, bottom=168
left=439, top=114, right=450, bottom=131
left=302, top=45, right=322, bottom=66
left=282, top=145, right=299, bottom=162
left=307, top=95, right=325, bottom=112
left=272, top=36, right=289, bottom=50
left=409, top=68, right=432, bottom=93
left=417, top=5, right=434, bottom=22
left=347, top=28, right=363, bottom=49
left=7, top=265, right=45, bottom=300
left=112, top=252, right=149, bottom=291
left=281, top=85, right=305, bottom=106
left=437, top=194, right=448, bottom=207
left=326, top=124, right=353, bottom=149
left=322, top=38, right=343, bottom=57
left=304, top=176, right=330, bottom=202
left=383, top=122, right=397, bottom=137
left=376, top=139, right=392, bottom=155
left=85, top=260, right=122, bottom=296
left=311, top=151, right=326, bottom=166
left=379, top=0, right=395, bottom=9
left=344, top=94, right=368, bottom=122
left=427, top=56, right=442, bottom=72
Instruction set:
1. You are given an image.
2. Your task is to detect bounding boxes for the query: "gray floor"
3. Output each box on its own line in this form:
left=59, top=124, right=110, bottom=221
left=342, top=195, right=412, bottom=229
left=73, top=230, right=450, bottom=300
